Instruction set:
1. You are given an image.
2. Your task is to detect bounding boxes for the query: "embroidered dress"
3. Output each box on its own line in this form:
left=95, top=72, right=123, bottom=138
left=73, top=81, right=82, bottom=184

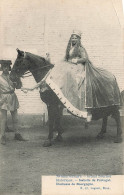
left=45, top=46, right=121, bottom=118
left=45, top=46, right=87, bottom=118
left=24, top=50, right=121, bottom=119
left=0, top=74, right=19, bottom=111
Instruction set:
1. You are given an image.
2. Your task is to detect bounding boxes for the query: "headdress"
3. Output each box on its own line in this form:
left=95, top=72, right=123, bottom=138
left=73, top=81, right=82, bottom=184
left=0, top=60, right=12, bottom=71
left=71, top=30, right=82, bottom=38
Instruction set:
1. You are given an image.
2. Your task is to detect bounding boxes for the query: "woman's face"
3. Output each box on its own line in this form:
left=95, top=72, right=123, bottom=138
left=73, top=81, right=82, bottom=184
left=71, top=35, right=78, bottom=46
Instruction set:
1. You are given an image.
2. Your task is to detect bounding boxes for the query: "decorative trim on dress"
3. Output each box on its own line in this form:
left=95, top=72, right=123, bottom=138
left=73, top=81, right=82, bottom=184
left=46, top=76, right=87, bottom=119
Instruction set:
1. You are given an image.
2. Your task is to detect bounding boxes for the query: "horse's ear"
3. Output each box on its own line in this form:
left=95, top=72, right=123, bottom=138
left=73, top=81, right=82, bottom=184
left=16, top=48, right=19, bottom=52
left=16, top=48, right=24, bottom=57
left=16, top=48, right=21, bottom=54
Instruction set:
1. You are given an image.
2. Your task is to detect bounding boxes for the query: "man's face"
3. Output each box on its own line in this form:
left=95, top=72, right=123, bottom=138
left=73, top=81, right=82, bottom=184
left=2, top=65, right=10, bottom=74
left=71, top=35, right=78, bottom=46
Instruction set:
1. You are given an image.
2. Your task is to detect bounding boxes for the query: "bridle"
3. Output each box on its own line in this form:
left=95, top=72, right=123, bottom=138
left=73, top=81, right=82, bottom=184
left=14, top=49, right=54, bottom=78
left=21, top=64, right=53, bottom=78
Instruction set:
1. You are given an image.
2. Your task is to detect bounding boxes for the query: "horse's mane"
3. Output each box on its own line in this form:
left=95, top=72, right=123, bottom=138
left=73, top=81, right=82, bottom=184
left=25, top=52, right=54, bottom=68
left=24, top=52, right=54, bottom=82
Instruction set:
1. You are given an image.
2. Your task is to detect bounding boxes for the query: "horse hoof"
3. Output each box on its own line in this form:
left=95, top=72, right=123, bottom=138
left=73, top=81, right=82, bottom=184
left=6, top=127, right=14, bottom=132
left=54, top=135, right=63, bottom=142
left=85, top=122, right=88, bottom=129
left=1, top=136, right=6, bottom=145
left=43, top=140, right=52, bottom=147
left=96, top=133, right=104, bottom=139
left=14, top=133, right=27, bottom=141
left=114, top=136, right=122, bottom=143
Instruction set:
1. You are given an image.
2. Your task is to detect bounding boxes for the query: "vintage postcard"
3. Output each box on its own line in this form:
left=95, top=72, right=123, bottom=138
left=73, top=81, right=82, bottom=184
left=0, top=0, right=124, bottom=195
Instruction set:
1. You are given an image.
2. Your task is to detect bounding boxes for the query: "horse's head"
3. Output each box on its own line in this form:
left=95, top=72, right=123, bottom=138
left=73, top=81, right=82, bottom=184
left=10, top=49, right=30, bottom=89
left=10, top=49, right=29, bottom=78
left=10, top=48, right=54, bottom=83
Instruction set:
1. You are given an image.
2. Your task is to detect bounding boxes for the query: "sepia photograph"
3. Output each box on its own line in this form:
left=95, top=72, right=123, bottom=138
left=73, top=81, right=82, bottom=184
left=0, top=0, right=124, bottom=194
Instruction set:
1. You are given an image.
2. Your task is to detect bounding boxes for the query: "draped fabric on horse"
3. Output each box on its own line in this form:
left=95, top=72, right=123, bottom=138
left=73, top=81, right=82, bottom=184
left=25, top=52, right=121, bottom=118
left=45, top=60, right=121, bottom=118
left=46, top=61, right=87, bottom=118
left=85, top=60, right=121, bottom=108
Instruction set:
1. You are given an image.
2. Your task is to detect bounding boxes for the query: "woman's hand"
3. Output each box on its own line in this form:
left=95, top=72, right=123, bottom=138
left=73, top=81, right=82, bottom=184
left=71, top=59, right=78, bottom=64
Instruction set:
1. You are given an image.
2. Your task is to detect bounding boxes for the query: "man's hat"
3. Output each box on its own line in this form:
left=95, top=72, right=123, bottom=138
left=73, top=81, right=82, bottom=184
left=0, top=60, right=12, bottom=71
left=71, top=30, right=82, bottom=38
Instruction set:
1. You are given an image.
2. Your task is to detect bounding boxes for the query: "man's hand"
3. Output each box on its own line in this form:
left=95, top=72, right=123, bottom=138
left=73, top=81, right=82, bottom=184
left=21, top=88, right=32, bottom=93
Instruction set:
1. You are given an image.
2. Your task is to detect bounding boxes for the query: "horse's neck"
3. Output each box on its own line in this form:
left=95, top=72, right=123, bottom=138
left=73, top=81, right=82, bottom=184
left=26, top=53, right=53, bottom=83
left=30, top=70, right=41, bottom=83
left=29, top=64, right=50, bottom=83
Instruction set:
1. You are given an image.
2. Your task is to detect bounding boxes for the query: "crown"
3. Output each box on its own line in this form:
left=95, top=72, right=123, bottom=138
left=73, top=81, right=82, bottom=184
left=72, top=30, right=82, bottom=38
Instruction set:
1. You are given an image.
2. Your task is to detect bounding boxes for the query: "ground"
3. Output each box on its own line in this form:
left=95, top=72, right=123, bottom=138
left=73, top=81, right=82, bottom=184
left=0, top=115, right=123, bottom=195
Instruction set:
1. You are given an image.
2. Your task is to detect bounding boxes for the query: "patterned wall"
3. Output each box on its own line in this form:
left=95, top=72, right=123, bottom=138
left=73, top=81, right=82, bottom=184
left=0, top=0, right=123, bottom=114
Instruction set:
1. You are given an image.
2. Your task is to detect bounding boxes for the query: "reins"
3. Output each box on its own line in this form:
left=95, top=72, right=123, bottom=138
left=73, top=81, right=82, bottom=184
left=21, top=64, right=53, bottom=78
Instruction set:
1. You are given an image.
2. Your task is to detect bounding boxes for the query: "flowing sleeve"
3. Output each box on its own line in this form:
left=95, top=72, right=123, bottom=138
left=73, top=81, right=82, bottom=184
left=77, top=47, right=88, bottom=64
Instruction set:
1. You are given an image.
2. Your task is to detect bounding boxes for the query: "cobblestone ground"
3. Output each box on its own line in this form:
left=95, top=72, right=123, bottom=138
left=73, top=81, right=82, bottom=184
left=0, top=116, right=123, bottom=195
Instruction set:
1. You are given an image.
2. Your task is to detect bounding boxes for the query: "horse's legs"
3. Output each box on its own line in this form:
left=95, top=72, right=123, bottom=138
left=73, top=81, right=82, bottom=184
left=48, top=105, right=55, bottom=140
left=54, top=105, right=63, bottom=141
left=43, top=104, right=55, bottom=147
left=97, top=116, right=108, bottom=138
left=85, top=121, right=89, bottom=129
left=113, top=110, right=122, bottom=143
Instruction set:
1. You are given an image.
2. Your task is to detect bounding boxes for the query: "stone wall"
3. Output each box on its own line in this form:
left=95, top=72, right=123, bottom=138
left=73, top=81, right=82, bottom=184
left=0, top=0, right=123, bottom=114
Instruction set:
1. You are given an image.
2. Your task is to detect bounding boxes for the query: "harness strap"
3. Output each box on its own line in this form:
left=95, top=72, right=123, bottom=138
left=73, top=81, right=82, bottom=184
left=2, top=90, right=15, bottom=94
left=22, top=65, right=54, bottom=78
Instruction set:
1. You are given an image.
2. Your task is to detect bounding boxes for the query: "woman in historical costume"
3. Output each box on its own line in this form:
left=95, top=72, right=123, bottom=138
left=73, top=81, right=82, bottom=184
left=0, top=60, right=25, bottom=145
left=22, top=30, right=121, bottom=120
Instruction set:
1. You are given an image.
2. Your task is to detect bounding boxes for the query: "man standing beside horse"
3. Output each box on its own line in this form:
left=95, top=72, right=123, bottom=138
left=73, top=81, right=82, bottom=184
left=0, top=60, right=25, bottom=145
